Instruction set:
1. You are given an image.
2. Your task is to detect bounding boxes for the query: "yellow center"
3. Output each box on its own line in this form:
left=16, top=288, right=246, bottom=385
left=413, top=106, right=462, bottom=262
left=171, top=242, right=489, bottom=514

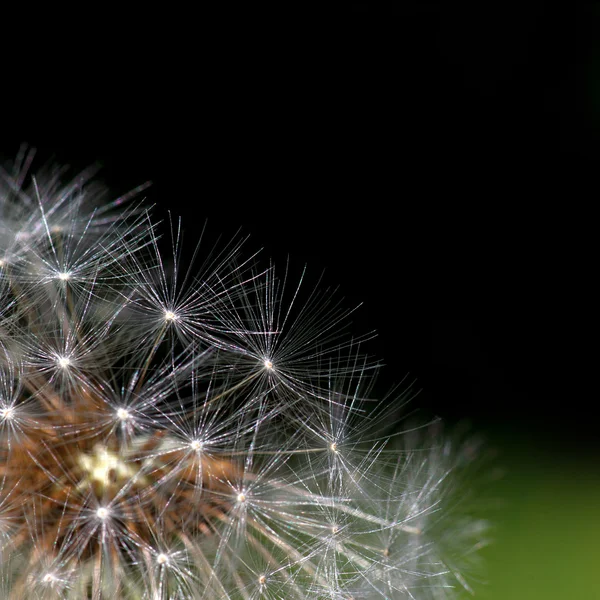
left=77, top=444, right=146, bottom=491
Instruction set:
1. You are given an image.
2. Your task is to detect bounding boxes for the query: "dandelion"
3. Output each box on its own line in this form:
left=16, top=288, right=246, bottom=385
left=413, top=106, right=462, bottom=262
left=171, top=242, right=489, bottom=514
left=0, top=146, right=489, bottom=599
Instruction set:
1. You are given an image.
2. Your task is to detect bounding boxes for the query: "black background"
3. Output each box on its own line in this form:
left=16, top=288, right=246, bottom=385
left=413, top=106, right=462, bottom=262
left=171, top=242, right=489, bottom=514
left=2, top=5, right=598, bottom=459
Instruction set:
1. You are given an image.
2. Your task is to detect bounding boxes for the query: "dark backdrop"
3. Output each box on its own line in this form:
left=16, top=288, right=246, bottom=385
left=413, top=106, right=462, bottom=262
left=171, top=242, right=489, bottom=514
left=2, top=5, right=597, bottom=458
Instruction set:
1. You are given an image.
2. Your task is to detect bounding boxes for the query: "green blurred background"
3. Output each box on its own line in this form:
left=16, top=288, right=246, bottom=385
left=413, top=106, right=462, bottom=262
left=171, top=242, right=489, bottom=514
left=475, top=430, right=600, bottom=600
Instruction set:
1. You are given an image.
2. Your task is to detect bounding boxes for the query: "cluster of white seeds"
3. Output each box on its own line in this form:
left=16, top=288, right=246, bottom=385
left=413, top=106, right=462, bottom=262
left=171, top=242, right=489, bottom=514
left=0, top=147, right=488, bottom=599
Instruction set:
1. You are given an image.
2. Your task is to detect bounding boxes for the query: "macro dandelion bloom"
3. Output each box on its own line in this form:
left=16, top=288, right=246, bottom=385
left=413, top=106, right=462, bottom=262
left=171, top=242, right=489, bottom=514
left=0, top=147, right=488, bottom=599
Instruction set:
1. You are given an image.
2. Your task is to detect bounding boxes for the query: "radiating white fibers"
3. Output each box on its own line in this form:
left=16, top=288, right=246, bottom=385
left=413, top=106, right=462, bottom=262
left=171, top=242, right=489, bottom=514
left=0, top=147, right=489, bottom=599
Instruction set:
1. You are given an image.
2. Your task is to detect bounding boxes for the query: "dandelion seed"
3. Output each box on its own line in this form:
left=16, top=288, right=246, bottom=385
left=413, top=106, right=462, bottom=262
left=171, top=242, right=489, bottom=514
left=96, top=507, right=110, bottom=520
left=57, top=356, right=71, bottom=368
left=116, top=407, right=130, bottom=421
left=57, top=271, right=71, bottom=280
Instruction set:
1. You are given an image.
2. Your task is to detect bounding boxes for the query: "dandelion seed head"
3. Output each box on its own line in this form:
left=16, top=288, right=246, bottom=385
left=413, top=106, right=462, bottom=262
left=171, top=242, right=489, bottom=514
left=190, top=439, right=204, bottom=452
left=0, top=148, right=488, bottom=599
